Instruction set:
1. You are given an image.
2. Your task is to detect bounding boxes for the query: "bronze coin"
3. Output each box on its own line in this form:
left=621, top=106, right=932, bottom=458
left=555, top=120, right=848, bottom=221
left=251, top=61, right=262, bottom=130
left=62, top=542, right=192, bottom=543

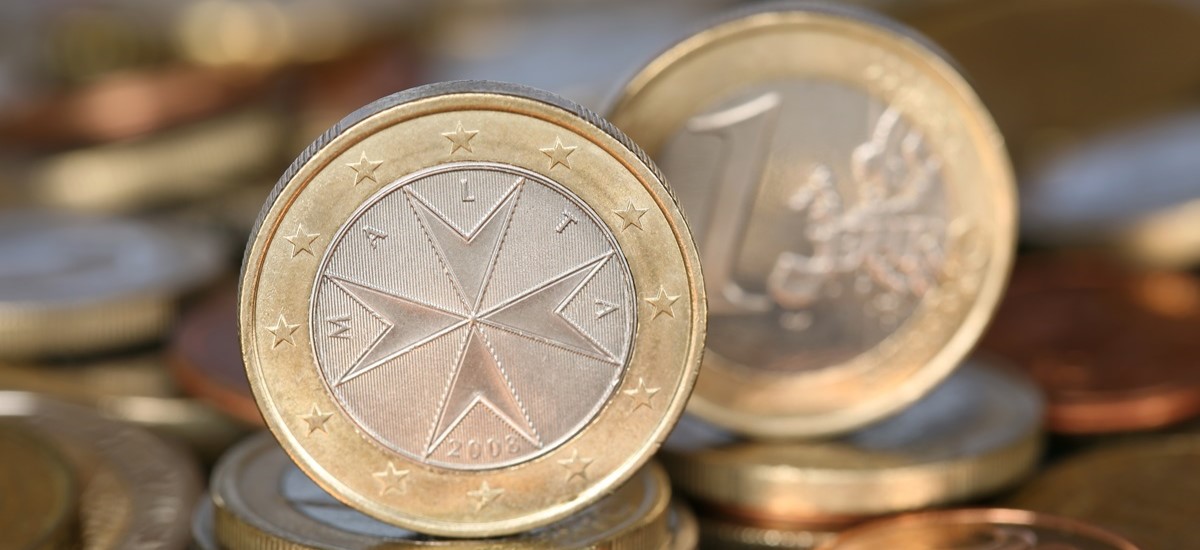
left=0, top=64, right=274, bottom=149
left=170, top=283, right=261, bottom=425
left=980, top=255, right=1200, bottom=433
left=817, top=508, right=1139, bottom=550
left=1006, top=436, right=1200, bottom=550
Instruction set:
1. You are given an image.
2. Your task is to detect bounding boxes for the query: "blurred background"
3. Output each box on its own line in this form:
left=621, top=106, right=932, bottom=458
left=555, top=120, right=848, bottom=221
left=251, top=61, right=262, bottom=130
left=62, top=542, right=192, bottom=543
left=2, top=0, right=1200, bottom=548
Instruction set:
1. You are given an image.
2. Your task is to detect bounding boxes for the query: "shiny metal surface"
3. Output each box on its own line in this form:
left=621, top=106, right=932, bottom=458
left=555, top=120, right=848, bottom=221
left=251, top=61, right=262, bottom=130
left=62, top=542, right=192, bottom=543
left=312, top=162, right=635, bottom=469
left=818, top=508, right=1140, bottom=550
left=608, top=4, right=1016, bottom=437
left=663, top=358, right=1043, bottom=521
left=0, top=212, right=225, bottom=358
left=660, top=81, right=950, bottom=372
left=0, top=391, right=202, bottom=550
left=211, top=433, right=674, bottom=549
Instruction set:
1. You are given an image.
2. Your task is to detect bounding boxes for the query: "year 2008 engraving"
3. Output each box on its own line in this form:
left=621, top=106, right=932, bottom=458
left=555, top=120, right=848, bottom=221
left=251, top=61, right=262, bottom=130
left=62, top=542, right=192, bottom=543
left=310, top=163, right=637, bottom=470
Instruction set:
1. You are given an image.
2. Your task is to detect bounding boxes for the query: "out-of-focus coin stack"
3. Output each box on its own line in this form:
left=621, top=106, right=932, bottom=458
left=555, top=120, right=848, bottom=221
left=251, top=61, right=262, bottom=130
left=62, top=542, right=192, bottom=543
left=2, top=0, right=1200, bottom=549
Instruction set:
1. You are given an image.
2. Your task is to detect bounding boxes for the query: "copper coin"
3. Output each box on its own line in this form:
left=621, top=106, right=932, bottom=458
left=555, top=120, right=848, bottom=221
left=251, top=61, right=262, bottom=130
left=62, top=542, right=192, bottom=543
left=0, top=64, right=274, bottom=148
left=170, top=283, right=261, bottom=425
left=818, top=508, right=1140, bottom=550
left=979, top=255, right=1200, bottom=433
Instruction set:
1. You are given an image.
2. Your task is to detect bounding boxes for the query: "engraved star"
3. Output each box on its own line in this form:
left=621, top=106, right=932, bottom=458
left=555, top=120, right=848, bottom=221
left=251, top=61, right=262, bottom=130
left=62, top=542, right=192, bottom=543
left=540, top=137, right=577, bottom=170
left=284, top=224, right=320, bottom=257
left=442, top=122, right=478, bottom=154
left=325, top=177, right=622, bottom=459
left=623, top=377, right=660, bottom=412
left=613, top=202, right=649, bottom=231
left=299, top=404, right=333, bottom=434
left=346, top=151, right=384, bottom=185
left=557, top=449, right=594, bottom=482
left=645, top=287, right=679, bottom=319
left=266, top=313, right=300, bottom=348
left=468, top=481, right=504, bottom=510
left=373, top=462, right=410, bottom=495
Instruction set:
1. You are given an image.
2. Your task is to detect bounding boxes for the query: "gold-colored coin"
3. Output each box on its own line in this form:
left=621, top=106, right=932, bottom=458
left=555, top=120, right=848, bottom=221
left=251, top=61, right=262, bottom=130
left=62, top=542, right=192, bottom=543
left=18, top=108, right=285, bottom=214
left=698, top=516, right=838, bottom=550
left=239, top=81, right=705, bottom=536
left=207, top=432, right=675, bottom=549
left=1006, top=435, right=1200, bottom=549
left=607, top=2, right=1016, bottom=438
left=663, top=358, right=1042, bottom=523
left=817, top=508, right=1140, bottom=550
left=667, top=499, right=700, bottom=550
left=0, top=421, right=77, bottom=550
left=0, top=354, right=247, bottom=460
left=0, top=392, right=203, bottom=550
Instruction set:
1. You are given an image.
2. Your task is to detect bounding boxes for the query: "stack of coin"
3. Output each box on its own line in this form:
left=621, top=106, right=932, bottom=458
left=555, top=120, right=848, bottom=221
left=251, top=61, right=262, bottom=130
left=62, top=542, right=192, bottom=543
left=0, top=391, right=203, bottom=548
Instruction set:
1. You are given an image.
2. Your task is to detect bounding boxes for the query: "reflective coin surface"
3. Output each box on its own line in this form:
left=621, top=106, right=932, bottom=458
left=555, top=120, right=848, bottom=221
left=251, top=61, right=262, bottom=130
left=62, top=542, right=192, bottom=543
left=0, top=421, right=76, bottom=550
left=981, top=255, right=1200, bottom=433
left=0, top=212, right=225, bottom=359
left=0, top=392, right=202, bottom=550
left=210, top=433, right=675, bottom=549
left=608, top=3, right=1015, bottom=437
left=1007, top=435, right=1200, bottom=550
left=240, top=81, right=704, bottom=536
left=817, top=509, right=1140, bottom=550
left=663, top=358, right=1042, bottom=522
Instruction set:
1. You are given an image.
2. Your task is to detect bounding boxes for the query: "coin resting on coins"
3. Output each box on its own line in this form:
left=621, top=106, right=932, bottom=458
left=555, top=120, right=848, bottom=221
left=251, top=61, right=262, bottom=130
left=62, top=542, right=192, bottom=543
left=239, top=81, right=704, bottom=536
left=608, top=2, right=1016, bottom=438
left=202, top=432, right=678, bottom=549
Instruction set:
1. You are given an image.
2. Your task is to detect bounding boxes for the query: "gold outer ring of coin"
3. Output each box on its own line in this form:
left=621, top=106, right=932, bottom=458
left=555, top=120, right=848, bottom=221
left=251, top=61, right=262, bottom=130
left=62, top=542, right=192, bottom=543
left=0, top=421, right=77, bottom=550
left=239, top=80, right=706, bottom=536
left=607, top=2, right=1016, bottom=437
left=814, top=508, right=1141, bottom=550
left=209, top=432, right=676, bottom=549
left=667, top=499, right=700, bottom=550
left=663, top=360, right=1042, bottom=521
left=0, top=391, right=203, bottom=550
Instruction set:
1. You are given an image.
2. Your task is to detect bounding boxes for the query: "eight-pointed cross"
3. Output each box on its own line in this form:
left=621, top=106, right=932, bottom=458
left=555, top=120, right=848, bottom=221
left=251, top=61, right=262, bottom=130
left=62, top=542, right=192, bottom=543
left=327, top=177, right=620, bottom=458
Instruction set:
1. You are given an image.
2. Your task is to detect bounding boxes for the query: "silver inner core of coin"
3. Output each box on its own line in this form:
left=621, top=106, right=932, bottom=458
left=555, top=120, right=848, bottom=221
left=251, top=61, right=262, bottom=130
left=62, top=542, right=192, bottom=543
left=312, top=161, right=636, bottom=470
left=658, top=80, right=951, bottom=372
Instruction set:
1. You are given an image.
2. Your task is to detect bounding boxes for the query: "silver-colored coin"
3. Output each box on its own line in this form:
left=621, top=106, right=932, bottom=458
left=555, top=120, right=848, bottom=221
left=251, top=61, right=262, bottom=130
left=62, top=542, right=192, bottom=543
left=311, top=162, right=636, bottom=469
left=0, top=211, right=226, bottom=358
left=210, top=432, right=672, bottom=548
left=0, top=391, right=202, bottom=550
left=191, top=495, right=219, bottom=550
left=659, top=81, right=952, bottom=371
left=669, top=357, right=1042, bottom=458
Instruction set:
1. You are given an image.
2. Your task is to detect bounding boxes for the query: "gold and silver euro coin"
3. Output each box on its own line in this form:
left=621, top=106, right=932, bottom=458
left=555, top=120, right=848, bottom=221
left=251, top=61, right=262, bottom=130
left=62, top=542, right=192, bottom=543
left=239, top=81, right=705, bottom=536
left=203, top=432, right=676, bottom=549
left=608, top=3, right=1016, bottom=437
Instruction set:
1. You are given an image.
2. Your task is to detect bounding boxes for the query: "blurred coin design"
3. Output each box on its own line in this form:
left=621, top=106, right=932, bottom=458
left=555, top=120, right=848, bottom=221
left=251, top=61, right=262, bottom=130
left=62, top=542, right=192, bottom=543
left=0, top=212, right=225, bottom=359
left=0, top=421, right=76, bottom=550
left=0, top=391, right=202, bottom=550
left=208, top=432, right=675, bottom=549
left=663, top=358, right=1042, bottom=523
left=817, top=508, right=1140, bottom=550
left=608, top=2, right=1015, bottom=437
left=240, top=81, right=704, bottom=536
left=1007, top=435, right=1200, bottom=550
